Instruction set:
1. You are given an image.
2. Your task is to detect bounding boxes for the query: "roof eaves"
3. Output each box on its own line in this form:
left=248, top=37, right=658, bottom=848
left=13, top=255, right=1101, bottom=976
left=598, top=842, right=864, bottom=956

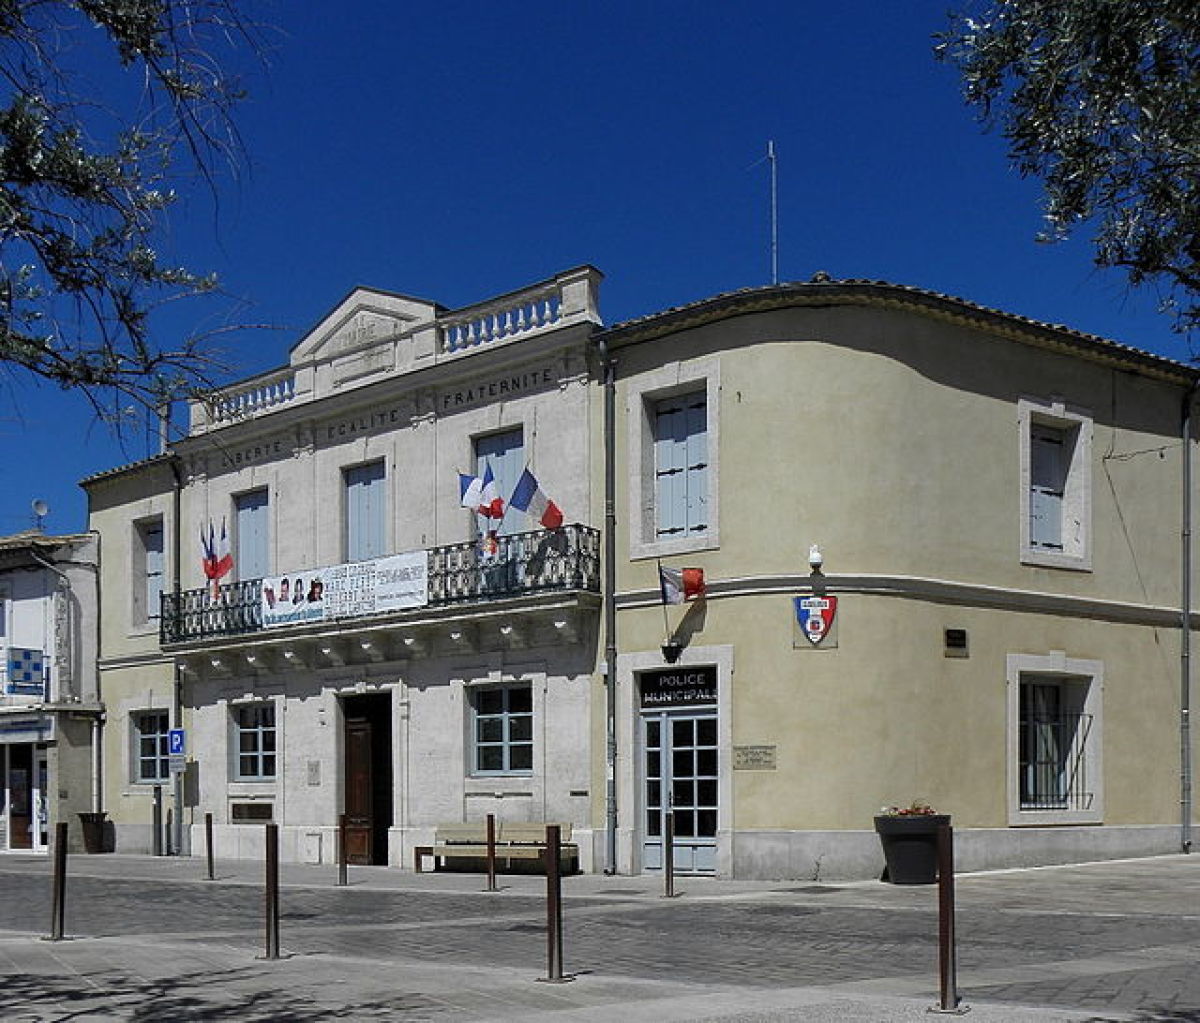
left=595, top=279, right=1198, bottom=384
left=79, top=451, right=175, bottom=488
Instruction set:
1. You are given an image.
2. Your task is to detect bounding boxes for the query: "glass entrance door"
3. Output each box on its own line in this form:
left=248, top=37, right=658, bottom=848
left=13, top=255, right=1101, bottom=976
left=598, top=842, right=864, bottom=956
left=641, top=710, right=718, bottom=874
left=33, top=747, right=48, bottom=851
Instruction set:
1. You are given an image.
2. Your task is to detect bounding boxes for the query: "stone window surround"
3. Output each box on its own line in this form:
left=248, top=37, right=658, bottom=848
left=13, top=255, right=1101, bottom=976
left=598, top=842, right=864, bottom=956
left=1018, top=396, right=1093, bottom=571
left=1006, top=651, right=1103, bottom=827
left=627, top=357, right=721, bottom=561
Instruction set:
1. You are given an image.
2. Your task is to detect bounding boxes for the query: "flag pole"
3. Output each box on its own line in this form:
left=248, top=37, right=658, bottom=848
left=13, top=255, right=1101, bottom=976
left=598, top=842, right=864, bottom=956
left=768, top=140, right=779, bottom=286
left=657, top=560, right=672, bottom=644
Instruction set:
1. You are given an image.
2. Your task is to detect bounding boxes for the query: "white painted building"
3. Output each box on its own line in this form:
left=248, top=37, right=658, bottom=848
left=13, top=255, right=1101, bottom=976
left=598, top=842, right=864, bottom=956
left=87, top=268, right=604, bottom=865
left=0, top=531, right=101, bottom=854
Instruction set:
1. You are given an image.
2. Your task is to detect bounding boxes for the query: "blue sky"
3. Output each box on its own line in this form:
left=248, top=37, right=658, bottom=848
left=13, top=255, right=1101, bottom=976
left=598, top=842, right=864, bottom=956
left=0, top=0, right=1190, bottom=535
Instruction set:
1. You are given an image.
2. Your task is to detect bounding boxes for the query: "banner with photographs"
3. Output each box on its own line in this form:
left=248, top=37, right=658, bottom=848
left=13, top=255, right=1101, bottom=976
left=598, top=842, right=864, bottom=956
left=260, top=551, right=428, bottom=629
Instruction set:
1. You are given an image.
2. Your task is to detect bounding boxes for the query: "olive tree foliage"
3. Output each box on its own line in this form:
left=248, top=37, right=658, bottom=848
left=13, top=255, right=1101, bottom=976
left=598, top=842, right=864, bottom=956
left=0, top=0, right=259, bottom=422
left=937, top=1, right=1200, bottom=339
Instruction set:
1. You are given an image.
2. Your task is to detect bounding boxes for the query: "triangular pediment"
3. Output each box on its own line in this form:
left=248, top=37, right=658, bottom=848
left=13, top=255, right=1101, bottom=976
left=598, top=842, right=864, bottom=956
left=290, top=288, right=440, bottom=366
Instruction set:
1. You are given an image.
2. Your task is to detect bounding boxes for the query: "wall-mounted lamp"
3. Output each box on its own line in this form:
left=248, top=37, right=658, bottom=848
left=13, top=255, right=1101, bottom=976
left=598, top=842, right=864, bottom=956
left=808, top=544, right=824, bottom=573
left=661, top=642, right=683, bottom=664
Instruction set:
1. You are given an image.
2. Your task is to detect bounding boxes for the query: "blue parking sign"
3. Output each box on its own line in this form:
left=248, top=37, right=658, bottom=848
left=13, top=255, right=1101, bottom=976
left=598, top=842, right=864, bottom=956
left=169, top=728, right=185, bottom=755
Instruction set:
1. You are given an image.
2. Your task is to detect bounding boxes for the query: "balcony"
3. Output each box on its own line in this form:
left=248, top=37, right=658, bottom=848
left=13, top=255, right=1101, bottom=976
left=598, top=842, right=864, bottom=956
left=160, top=524, right=600, bottom=647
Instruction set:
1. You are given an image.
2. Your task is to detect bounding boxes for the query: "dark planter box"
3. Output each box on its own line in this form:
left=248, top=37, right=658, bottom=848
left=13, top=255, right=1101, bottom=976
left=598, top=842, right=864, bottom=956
left=77, top=812, right=110, bottom=854
left=873, top=814, right=948, bottom=884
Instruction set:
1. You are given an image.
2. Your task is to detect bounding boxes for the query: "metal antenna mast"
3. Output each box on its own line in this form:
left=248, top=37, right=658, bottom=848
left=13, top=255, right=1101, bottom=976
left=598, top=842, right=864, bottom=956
left=768, top=140, right=779, bottom=285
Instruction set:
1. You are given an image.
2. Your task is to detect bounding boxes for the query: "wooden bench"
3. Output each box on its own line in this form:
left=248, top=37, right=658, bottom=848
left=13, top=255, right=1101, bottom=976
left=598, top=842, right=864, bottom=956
left=414, top=822, right=579, bottom=874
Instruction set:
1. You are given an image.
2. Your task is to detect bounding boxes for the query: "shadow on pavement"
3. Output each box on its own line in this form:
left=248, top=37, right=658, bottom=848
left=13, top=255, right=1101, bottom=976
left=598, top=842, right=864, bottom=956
left=0, top=965, right=440, bottom=1021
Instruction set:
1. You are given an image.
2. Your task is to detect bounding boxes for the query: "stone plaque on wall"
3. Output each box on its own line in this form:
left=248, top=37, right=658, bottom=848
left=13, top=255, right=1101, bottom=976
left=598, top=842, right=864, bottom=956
left=733, top=745, right=777, bottom=770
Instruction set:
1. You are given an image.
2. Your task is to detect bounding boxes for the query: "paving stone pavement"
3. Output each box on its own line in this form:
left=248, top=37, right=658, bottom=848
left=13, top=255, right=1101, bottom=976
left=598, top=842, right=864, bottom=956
left=0, top=852, right=1195, bottom=1020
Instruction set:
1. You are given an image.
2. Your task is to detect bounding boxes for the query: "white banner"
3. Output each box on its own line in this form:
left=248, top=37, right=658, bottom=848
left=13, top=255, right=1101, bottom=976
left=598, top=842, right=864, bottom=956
left=261, top=551, right=428, bottom=629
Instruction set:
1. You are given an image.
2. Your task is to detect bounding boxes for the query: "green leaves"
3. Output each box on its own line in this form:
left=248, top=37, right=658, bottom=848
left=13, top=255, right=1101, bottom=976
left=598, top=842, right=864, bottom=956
left=0, top=0, right=257, bottom=422
left=940, top=0, right=1200, bottom=339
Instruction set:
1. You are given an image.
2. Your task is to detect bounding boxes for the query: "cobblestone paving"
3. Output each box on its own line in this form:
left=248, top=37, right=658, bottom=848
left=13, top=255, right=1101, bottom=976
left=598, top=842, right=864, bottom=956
left=0, top=860, right=1196, bottom=1021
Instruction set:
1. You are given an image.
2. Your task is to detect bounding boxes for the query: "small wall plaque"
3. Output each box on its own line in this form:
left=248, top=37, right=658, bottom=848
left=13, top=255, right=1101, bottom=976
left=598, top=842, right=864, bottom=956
left=733, top=745, right=777, bottom=770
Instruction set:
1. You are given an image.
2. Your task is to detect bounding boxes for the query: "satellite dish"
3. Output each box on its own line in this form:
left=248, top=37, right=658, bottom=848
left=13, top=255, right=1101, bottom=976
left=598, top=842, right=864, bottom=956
left=32, top=499, right=49, bottom=518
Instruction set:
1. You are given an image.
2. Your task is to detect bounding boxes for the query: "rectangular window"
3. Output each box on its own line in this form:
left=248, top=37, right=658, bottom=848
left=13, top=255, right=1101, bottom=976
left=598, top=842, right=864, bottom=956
left=1019, top=399, right=1091, bottom=570
left=654, top=391, right=708, bottom=540
left=133, top=518, right=164, bottom=626
left=1029, top=423, right=1068, bottom=549
left=1007, top=653, right=1102, bottom=825
left=344, top=461, right=387, bottom=562
left=235, top=704, right=277, bottom=780
left=235, top=489, right=269, bottom=580
left=1019, top=679, right=1092, bottom=811
left=475, top=428, right=524, bottom=537
left=134, top=710, right=170, bottom=783
left=472, top=685, right=533, bottom=774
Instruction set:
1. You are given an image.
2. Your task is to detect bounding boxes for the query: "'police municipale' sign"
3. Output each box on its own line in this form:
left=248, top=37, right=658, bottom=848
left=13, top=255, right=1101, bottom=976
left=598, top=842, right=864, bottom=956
left=794, top=596, right=837, bottom=648
left=640, top=666, right=717, bottom=708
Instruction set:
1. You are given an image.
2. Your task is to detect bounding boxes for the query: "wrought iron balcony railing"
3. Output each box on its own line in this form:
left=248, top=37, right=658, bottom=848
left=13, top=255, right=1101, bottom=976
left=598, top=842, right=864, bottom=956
left=160, top=524, right=600, bottom=645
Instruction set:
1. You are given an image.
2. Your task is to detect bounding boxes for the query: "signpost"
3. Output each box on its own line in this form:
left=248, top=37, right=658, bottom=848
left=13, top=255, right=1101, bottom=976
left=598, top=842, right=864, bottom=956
left=168, top=728, right=186, bottom=774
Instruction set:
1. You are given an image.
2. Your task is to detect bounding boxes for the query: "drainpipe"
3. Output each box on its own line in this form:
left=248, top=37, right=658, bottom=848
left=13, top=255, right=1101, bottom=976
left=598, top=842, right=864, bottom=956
left=598, top=334, right=618, bottom=874
left=91, top=717, right=102, bottom=813
left=170, top=455, right=186, bottom=855
left=1182, top=379, right=1197, bottom=854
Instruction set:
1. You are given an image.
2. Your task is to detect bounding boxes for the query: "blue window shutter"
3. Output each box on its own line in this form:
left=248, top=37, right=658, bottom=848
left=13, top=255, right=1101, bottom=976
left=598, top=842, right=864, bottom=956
left=655, top=391, right=706, bottom=538
left=684, top=395, right=708, bottom=534
left=235, top=490, right=269, bottom=580
left=654, top=399, right=684, bottom=537
left=346, top=462, right=386, bottom=561
left=1030, top=426, right=1064, bottom=549
left=143, top=521, right=164, bottom=621
left=475, top=428, right=524, bottom=536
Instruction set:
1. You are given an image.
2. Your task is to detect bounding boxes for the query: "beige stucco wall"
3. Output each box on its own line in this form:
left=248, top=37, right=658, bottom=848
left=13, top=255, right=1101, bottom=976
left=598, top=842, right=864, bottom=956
left=606, top=300, right=1196, bottom=876
left=613, top=306, right=1188, bottom=604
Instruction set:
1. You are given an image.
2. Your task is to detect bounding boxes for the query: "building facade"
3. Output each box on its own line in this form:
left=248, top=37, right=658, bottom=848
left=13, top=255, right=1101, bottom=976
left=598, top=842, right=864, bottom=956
left=599, top=280, right=1197, bottom=878
left=84, top=271, right=1199, bottom=878
left=86, top=267, right=604, bottom=864
left=0, top=530, right=101, bottom=854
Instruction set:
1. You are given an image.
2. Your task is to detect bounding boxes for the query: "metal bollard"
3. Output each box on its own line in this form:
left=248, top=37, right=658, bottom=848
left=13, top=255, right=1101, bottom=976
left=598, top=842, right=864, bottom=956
left=538, top=824, right=573, bottom=983
left=152, top=785, right=163, bottom=856
left=663, top=810, right=677, bottom=899
left=933, top=819, right=967, bottom=1014
left=205, top=812, right=214, bottom=881
left=337, top=814, right=348, bottom=887
left=263, top=823, right=280, bottom=959
left=46, top=822, right=68, bottom=941
left=485, top=813, right=498, bottom=893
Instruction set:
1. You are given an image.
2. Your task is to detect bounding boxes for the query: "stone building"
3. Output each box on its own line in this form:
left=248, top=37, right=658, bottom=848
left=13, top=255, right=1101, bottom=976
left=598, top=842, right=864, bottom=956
left=84, top=270, right=1199, bottom=878
left=0, top=530, right=101, bottom=853
left=85, top=267, right=604, bottom=863
left=598, top=279, right=1197, bottom=878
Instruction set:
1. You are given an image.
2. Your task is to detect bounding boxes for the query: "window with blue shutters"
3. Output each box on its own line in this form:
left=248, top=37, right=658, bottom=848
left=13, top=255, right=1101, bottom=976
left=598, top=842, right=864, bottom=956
left=475, top=428, right=524, bottom=537
left=1019, top=399, right=1091, bottom=571
left=1029, top=425, right=1066, bottom=549
left=654, top=391, right=708, bottom=539
left=134, top=518, right=164, bottom=626
left=235, top=489, right=269, bottom=580
left=344, top=461, right=387, bottom=562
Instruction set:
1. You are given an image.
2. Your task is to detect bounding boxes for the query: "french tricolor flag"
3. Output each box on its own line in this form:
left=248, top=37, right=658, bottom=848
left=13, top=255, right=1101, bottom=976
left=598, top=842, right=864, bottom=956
left=459, top=465, right=505, bottom=519
left=659, top=564, right=705, bottom=605
left=509, top=468, right=564, bottom=529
